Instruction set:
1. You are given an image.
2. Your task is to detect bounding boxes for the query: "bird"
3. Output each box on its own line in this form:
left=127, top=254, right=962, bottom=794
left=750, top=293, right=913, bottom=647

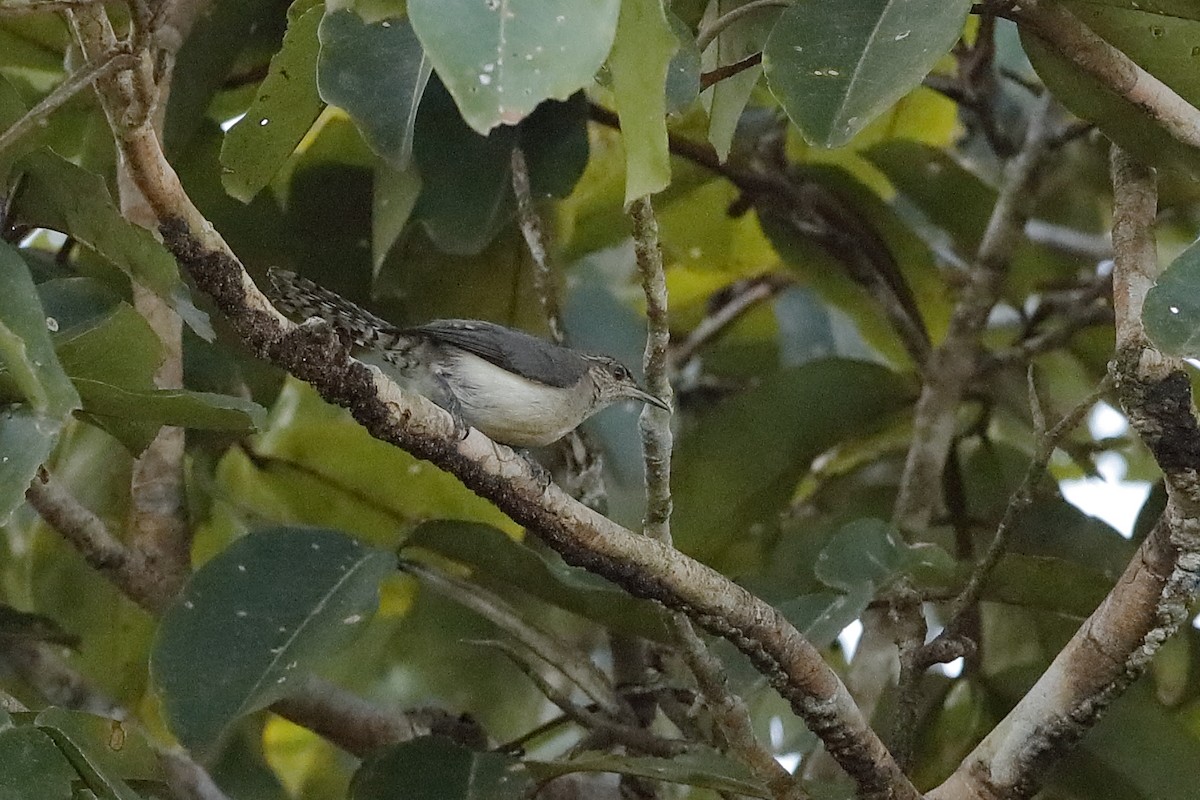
left=266, top=268, right=669, bottom=447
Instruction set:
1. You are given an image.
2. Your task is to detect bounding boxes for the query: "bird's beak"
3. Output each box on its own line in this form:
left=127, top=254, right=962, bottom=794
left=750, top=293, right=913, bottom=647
left=630, top=386, right=672, bottom=412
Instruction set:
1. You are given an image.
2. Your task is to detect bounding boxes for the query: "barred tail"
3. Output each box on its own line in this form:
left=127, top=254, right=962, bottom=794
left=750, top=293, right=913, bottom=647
left=266, top=268, right=402, bottom=352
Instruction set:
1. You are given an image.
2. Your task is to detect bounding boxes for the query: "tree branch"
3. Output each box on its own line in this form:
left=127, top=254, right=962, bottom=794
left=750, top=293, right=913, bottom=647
left=928, top=146, right=1200, bottom=800
left=1012, top=0, right=1200, bottom=153
left=0, top=49, right=138, bottom=155
left=65, top=5, right=917, bottom=793
left=631, top=197, right=800, bottom=800
left=892, top=94, right=1059, bottom=533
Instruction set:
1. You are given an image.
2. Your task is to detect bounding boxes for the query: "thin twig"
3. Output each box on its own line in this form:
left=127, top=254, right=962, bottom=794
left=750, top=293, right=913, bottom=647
left=631, top=196, right=673, bottom=543
left=0, top=50, right=138, bottom=156
left=695, top=0, right=791, bottom=52
left=668, top=275, right=789, bottom=371
left=481, top=638, right=686, bottom=759
left=933, top=376, right=1111, bottom=646
left=401, top=560, right=623, bottom=717
left=631, top=198, right=801, bottom=800
left=883, top=92, right=1060, bottom=768
left=25, top=470, right=164, bottom=613
left=700, top=52, right=763, bottom=91
left=511, top=146, right=563, bottom=344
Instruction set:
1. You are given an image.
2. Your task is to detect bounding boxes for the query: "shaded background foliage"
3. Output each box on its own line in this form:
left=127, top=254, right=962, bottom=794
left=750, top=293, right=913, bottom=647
left=0, top=0, right=1199, bottom=799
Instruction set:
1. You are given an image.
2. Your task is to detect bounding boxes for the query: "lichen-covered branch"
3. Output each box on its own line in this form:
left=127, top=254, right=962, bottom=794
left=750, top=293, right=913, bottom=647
left=65, top=5, right=917, bottom=794
left=928, top=147, right=1200, bottom=800
left=1013, top=0, right=1200, bottom=153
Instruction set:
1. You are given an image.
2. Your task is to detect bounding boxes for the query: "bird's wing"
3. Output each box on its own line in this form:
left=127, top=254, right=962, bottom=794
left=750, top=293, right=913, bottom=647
left=407, top=320, right=588, bottom=388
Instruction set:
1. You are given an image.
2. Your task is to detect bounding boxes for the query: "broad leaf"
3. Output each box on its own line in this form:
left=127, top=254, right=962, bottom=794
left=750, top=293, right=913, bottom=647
left=411, top=79, right=588, bottom=255
left=408, top=0, right=620, bottom=134
left=14, top=150, right=214, bottom=340
left=0, top=244, right=80, bottom=523
left=608, top=0, right=676, bottom=202
left=222, top=0, right=325, bottom=202
left=317, top=10, right=431, bottom=169
left=778, top=590, right=873, bottom=650
left=1144, top=238, right=1200, bottom=357
left=763, top=0, right=971, bottom=147
left=672, top=359, right=913, bottom=568
left=351, top=737, right=530, bottom=800
left=151, top=527, right=395, bottom=752
left=814, top=518, right=907, bottom=592
left=54, top=303, right=266, bottom=453
left=0, top=244, right=79, bottom=417
left=372, top=161, right=422, bottom=270
left=702, top=0, right=782, bottom=160
left=35, top=708, right=161, bottom=800
left=0, top=725, right=76, bottom=800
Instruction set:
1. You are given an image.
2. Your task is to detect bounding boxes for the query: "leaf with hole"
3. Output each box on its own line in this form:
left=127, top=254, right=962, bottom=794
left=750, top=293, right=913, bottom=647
left=222, top=1, right=325, bottom=202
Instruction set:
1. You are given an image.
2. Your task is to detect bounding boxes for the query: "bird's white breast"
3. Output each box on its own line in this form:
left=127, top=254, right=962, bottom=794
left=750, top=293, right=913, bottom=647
left=440, top=351, right=594, bottom=447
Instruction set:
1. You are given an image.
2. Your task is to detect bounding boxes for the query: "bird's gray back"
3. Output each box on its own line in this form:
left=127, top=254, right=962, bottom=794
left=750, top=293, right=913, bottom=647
left=406, top=320, right=589, bottom=388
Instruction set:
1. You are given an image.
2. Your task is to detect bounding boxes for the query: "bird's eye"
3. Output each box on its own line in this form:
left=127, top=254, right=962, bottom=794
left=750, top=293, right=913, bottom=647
left=612, top=364, right=631, bottom=381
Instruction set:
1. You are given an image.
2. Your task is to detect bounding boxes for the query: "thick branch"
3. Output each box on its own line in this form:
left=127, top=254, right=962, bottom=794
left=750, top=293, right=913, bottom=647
left=67, top=22, right=916, bottom=796
left=892, top=95, right=1058, bottom=533
left=929, top=146, right=1200, bottom=800
left=1012, top=0, right=1200, bottom=153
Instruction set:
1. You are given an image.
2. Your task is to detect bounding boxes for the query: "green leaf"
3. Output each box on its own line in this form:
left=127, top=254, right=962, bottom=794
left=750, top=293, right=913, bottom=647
left=408, top=0, right=620, bottom=134
left=351, top=737, right=531, bottom=800
left=608, top=0, right=676, bottom=202
left=72, top=380, right=267, bottom=441
left=778, top=590, right=873, bottom=649
left=373, top=161, right=422, bottom=270
left=672, top=360, right=913, bottom=568
left=14, top=150, right=214, bottom=341
left=411, top=79, right=588, bottom=255
left=1024, top=3, right=1200, bottom=178
left=35, top=708, right=161, bottom=800
left=0, top=243, right=79, bottom=416
left=316, top=10, right=431, bottom=169
left=150, top=527, right=395, bottom=753
left=1143, top=227, right=1200, bottom=356
left=221, top=2, right=325, bottom=202
left=0, top=243, right=80, bottom=524
left=763, top=0, right=971, bottom=147
left=526, top=750, right=770, bottom=798
left=0, top=725, right=77, bottom=800
left=0, top=72, right=31, bottom=182
left=814, top=518, right=907, bottom=592
left=53, top=302, right=265, bottom=453
left=702, top=0, right=781, bottom=160
left=665, top=12, right=701, bottom=116
left=403, top=521, right=670, bottom=642
left=0, top=408, right=60, bottom=525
